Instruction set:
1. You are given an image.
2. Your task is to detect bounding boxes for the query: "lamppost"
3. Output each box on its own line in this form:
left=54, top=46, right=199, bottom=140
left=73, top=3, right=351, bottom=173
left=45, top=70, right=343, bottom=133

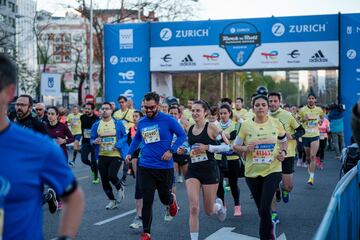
left=89, top=0, right=93, bottom=96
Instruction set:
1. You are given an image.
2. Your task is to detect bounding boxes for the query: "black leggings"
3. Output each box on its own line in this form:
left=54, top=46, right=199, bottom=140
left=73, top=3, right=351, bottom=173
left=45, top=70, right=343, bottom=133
left=81, top=143, right=99, bottom=179
left=246, top=172, right=281, bottom=240
left=217, top=160, right=240, bottom=206
left=98, top=156, right=123, bottom=200
left=316, top=139, right=327, bottom=161
left=138, top=167, right=174, bottom=234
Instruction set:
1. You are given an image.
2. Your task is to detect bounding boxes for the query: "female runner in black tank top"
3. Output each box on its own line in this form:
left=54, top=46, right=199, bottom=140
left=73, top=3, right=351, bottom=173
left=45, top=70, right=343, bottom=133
left=181, top=100, right=230, bottom=240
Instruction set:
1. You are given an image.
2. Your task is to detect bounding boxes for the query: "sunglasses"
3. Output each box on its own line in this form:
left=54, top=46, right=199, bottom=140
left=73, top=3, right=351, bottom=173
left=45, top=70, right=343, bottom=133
left=47, top=112, right=57, bottom=115
left=35, top=108, right=44, bottom=111
left=144, top=105, right=157, bottom=110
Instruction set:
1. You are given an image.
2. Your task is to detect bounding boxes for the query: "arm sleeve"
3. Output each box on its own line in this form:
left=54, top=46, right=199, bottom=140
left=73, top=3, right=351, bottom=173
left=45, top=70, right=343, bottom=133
left=64, top=125, right=75, bottom=144
left=41, top=141, right=77, bottom=197
left=170, top=118, right=187, bottom=152
left=208, top=144, right=231, bottom=153
left=90, top=121, right=99, bottom=145
left=127, top=124, right=142, bottom=156
left=115, top=120, right=129, bottom=158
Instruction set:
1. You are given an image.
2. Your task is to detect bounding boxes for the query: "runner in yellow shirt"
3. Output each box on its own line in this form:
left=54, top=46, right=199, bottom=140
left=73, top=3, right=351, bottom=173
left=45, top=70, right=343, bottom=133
left=113, top=96, right=134, bottom=131
left=298, top=94, right=324, bottom=185
left=67, top=105, right=82, bottom=166
left=233, top=97, right=248, bottom=122
left=233, top=94, right=287, bottom=240
left=268, top=92, right=305, bottom=224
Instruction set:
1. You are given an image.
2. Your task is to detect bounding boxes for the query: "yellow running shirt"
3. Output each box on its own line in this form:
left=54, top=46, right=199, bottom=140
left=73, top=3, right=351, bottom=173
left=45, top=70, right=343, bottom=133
left=270, top=108, right=300, bottom=157
left=66, top=113, right=82, bottom=135
left=97, top=119, right=120, bottom=157
left=113, top=108, right=134, bottom=130
left=238, top=117, right=286, bottom=178
left=215, top=120, right=240, bottom=161
left=233, top=108, right=248, bottom=122
left=299, top=105, right=323, bottom=138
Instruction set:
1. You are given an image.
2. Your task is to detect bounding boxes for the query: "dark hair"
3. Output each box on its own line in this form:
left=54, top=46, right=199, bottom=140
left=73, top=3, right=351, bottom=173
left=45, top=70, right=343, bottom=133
left=209, top=105, right=219, bottom=115
left=47, top=106, right=59, bottom=115
left=0, top=54, right=17, bottom=92
left=188, top=98, right=195, bottom=102
left=221, top=97, right=232, bottom=106
left=236, top=97, right=244, bottom=103
left=85, top=102, right=95, bottom=110
left=308, top=93, right=317, bottom=99
left=144, top=92, right=160, bottom=104
left=193, top=100, right=210, bottom=112
left=117, top=95, right=127, bottom=102
left=18, top=94, right=33, bottom=106
left=268, top=92, right=282, bottom=101
left=134, top=110, right=144, bottom=117
left=102, top=102, right=112, bottom=108
left=252, top=95, right=269, bottom=107
left=169, top=105, right=181, bottom=114
left=219, top=103, right=233, bottom=119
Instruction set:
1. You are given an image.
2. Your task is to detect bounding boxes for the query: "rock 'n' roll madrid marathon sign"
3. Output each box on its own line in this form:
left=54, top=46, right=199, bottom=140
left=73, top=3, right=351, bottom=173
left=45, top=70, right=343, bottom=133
left=104, top=13, right=360, bottom=142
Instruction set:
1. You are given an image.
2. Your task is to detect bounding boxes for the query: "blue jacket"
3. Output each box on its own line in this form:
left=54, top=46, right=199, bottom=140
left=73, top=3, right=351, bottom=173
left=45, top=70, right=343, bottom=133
left=329, top=109, right=344, bottom=133
left=90, top=118, right=129, bottom=159
left=127, top=112, right=186, bottom=169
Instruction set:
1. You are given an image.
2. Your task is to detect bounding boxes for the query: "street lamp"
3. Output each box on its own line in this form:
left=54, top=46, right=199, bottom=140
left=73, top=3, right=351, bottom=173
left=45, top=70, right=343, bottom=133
left=89, top=0, right=93, bottom=97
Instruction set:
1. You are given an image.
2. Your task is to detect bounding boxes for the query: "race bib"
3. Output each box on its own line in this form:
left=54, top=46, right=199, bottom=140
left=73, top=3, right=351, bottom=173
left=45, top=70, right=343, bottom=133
left=142, top=125, right=160, bottom=144
left=253, top=143, right=275, bottom=164
left=100, top=136, right=116, bottom=152
left=190, top=150, right=209, bottom=163
left=84, top=129, right=91, bottom=139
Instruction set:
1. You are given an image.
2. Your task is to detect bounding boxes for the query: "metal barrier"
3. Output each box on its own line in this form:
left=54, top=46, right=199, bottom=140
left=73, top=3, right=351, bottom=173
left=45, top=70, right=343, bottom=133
left=314, top=163, right=360, bottom=240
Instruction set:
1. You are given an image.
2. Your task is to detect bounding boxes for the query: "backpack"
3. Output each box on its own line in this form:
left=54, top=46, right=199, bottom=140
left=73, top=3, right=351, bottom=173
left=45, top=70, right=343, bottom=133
left=341, top=144, right=360, bottom=175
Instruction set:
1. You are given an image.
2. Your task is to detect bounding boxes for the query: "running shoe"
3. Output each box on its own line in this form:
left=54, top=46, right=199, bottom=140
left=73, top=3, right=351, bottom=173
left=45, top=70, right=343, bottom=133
left=105, top=200, right=117, bottom=210
left=296, top=158, right=302, bottom=167
left=302, top=162, right=308, bottom=168
left=233, top=205, right=242, bottom=217
left=120, top=178, right=127, bottom=186
left=68, top=161, right=75, bottom=167
left=307, top=177, right=314, bottom=185
left=47, top=188, right=58, bottom=214
left=129, top=216, right=143, bottom=229
left=280, top=183, right=290, bottom=203
left=177, top=175, right=184, bottom=183
left=164, top=208, right=174, bottom=221
left=117, top=187, right=125, bottom=203
left=92, top=178, right=100, bottom=184
left=275, top=188, right=281, bottom=202
left=271, top=211, right=280, bottom=224
left=140, top=233, right=151, bottom=240
left=168, top=193, right=179, bottom=217
left=215, top=198, right=227, bottom=222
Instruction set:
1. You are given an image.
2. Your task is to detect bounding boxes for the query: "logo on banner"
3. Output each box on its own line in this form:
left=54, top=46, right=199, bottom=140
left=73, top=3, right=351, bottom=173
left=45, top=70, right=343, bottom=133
left=287, top=50, right=300, bottom=63
left=203, top=53, right=219, bottom=61
left=160, top=54, right=172, bottom=67
left=160, top=28, right=172, bottom=41
left=289, top=24, right=326, bottom=33
left=119, top=29, right=133, bottom=49
left=118, top=71, right=135, bottom=84
left=309, top=50, right=328, bottom=63
left=347, top=49, right=357, bottom=60
left=272, top=23, right=285, bottom=37
left=347, top=26, right=353, bottom=34
left=120, top=57, right=143, bottom=63
left=219, top=22, right=261, bottom=66
left=180, top=55, right=196, bottom=66
left=121, top=89, right=134, bottom=99
left=48, top=77, right=54, bottom=88
left=261, top=51, right=279, bottom=63
left=110, top=56, right=119, bottom=65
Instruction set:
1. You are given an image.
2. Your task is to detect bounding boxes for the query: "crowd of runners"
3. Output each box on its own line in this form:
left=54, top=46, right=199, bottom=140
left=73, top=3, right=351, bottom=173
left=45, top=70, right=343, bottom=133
left=3, top=51, right=348, bottom=240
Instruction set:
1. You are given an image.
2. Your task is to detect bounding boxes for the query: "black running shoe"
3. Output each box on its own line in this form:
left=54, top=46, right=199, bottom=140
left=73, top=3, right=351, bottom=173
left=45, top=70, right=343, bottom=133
left=47, top=188, right=58, bottom=214
left=275, top=188, right=281, bottom=202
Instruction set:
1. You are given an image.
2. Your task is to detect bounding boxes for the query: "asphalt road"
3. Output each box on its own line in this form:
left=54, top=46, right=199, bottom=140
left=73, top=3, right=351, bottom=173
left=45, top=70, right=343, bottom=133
left=44, top=150, right=342, bottom=240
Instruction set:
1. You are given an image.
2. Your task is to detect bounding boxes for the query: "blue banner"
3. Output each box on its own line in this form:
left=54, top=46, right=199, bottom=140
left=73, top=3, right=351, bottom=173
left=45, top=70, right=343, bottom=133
left=340, top=13, right=360, bottom=145
left=104, top=23, right=150, bottom=109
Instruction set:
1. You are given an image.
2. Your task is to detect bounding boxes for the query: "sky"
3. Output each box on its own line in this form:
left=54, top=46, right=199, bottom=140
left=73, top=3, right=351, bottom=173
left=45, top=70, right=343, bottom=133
left=37, top=0, right=360, bottom=19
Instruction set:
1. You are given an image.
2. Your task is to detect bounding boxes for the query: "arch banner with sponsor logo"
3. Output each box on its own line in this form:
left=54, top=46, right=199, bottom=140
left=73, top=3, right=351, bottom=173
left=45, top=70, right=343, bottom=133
left=150, top=14, right=339, bottom=71
left=104, top=23, right=150, bottom=109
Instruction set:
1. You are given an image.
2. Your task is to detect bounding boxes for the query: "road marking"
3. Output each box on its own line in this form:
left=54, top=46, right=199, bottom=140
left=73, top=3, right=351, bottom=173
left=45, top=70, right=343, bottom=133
left=205, top=227, right=287, bottom=240
left=77, top=176, right=90, bottom=181
left=94, top=209, right=136, bottom=226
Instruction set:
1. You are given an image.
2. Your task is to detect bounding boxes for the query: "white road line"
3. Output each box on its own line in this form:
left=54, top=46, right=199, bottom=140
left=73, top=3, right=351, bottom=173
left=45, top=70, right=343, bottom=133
left=94, top=209, right=136, bottom=226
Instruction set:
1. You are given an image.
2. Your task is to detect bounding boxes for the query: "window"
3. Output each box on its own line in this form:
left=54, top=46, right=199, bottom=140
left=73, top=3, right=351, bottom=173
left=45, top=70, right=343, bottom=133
left=54, top=55, right=61, bottom=62
left=63, top=55, right=71, bottom=62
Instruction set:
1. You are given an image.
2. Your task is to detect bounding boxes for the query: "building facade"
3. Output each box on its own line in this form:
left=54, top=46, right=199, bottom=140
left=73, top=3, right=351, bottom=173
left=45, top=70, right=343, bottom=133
left=0, top=0, right=17, bottom=55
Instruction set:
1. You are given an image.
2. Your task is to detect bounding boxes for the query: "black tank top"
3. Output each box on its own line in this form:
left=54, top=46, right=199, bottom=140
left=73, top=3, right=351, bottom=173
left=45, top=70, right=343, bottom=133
left=188, top=122, right=217, bottom=162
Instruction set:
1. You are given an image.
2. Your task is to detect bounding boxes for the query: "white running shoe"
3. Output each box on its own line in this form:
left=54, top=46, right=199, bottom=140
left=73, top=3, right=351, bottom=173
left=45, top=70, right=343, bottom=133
left=164, top=208, right=174, bottom=222
left=117, top=187, right=125, bottom=203
left=129, top=216, right=143, bottom=229
left=215, top=198, right=227, bottom=222
left=105, top=200, right=117, bottom=210
left=177, top=175, right=184, bottom=183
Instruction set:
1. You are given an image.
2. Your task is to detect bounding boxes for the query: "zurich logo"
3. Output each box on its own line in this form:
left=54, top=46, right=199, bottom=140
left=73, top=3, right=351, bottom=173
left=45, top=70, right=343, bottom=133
left=160, top=28, right=172, bottom=41
left=272, top=23, right=285, bottom=37
left=347, top=49, right=357, bottom=60
left=47, top=77, right=54, bottom=88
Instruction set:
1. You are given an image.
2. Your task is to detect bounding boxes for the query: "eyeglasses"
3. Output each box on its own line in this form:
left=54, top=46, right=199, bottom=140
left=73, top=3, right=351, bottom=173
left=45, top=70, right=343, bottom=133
left=16, top=103, right=28, bottom=107
left=47, top=112, right=56, bottom=115
left=84, top=108, right=91, bottom=110
left=101, top=107, right=111, bottom=111
left=35, top=108, right=44, bottom=111
left=144, top=105, right=157, bottom=110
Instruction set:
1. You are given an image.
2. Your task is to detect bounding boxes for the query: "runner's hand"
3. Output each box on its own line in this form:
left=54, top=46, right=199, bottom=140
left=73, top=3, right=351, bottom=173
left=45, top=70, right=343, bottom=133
left=161, top=150, right=173, bottom=161
left=277, top=151, right=286, bottom=162
left=93, top=138, right=101, bottom=144
left=125, top=154, right=132, bottom=164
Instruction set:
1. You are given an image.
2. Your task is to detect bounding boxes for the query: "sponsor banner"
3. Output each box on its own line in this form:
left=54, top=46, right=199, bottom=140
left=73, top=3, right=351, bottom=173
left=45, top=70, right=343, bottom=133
left=40, top=73, right=61, bottom=97
left=151, top=41, right=338, bottom=71
left=340, top=13, right=360, bottom=145
left=104, top=23, right=150, bottom=109
left=151, top=14, right=338, bottom=47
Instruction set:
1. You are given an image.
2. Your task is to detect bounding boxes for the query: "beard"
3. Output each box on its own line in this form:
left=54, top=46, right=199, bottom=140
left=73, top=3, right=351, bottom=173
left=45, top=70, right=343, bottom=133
left=146, top=109, right=158, bottom=119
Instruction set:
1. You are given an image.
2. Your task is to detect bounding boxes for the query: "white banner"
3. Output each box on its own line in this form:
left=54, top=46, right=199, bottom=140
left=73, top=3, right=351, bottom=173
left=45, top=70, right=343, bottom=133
left=40, top=73, right=62, bottom=97
left=151, top=41, right=339, bottom=72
